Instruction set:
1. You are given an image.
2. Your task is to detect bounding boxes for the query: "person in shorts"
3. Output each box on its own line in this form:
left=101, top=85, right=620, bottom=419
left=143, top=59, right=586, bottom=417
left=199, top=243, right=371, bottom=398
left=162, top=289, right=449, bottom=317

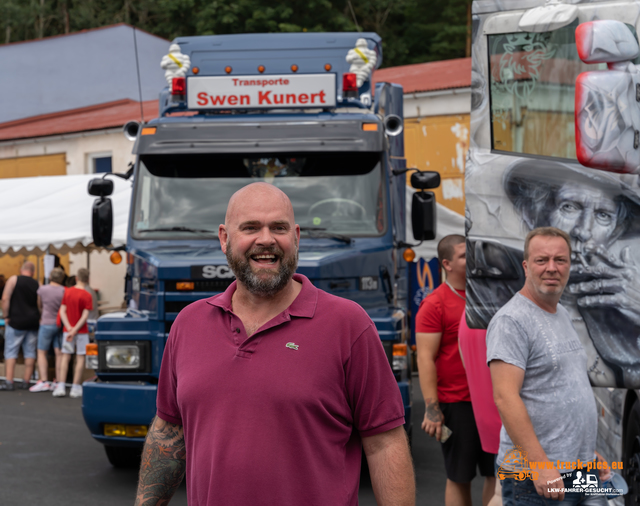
left=30, top=267, right=66, bottom=392
left=53, top=268, right=92, bottom=398
left=1, top=262, right=40, bottom=391
left=416, top=235, right=496, bottom=506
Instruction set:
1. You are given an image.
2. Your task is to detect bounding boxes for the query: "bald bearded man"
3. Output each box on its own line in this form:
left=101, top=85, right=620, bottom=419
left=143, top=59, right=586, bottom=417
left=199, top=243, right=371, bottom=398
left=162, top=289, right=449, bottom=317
left=135, top=183, right=415, bottom=506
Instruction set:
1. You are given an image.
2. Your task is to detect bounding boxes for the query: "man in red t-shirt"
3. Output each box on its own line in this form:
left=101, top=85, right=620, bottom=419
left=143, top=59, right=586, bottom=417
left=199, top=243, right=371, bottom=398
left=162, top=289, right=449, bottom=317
left=416, top=235, right=496, bottom=506
left=53, top=268, right=93, bottom=399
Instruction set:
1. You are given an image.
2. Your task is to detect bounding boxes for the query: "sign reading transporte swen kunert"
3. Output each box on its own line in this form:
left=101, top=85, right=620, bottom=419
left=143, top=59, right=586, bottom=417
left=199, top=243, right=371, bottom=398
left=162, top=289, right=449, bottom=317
left=187, top=74, right=337, bottom=109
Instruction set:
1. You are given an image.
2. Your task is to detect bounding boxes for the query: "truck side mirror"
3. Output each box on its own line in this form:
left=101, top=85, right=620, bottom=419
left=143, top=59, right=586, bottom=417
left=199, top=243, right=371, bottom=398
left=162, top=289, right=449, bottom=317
left=92, top=198, right=113, bottom=247
left=410, top=171, right=440, bottom=190
left=467, top=239, right=522, bottom=280
left=88, top=178, right=114, bottom=247
left=88, top=178, right=114, bottom=197
left=411, top=191, right=437, bottom=241
left=574, top=20, right=640, bottom=174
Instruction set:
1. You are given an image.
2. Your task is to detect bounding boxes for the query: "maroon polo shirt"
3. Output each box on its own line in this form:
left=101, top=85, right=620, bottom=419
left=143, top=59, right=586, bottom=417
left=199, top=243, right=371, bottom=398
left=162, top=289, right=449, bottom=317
left=157, top=274, right=405, bottom=506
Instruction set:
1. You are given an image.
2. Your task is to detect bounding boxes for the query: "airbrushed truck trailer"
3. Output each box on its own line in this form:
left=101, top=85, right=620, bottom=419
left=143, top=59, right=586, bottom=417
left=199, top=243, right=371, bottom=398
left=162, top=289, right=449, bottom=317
left=82, top=32, right=439, bottom=467
left=468, top=1, right=640, bottom=503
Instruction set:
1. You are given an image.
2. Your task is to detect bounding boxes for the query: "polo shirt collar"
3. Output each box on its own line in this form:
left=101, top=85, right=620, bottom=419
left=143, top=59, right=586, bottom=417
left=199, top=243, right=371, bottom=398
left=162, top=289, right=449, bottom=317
left=206, top=273, right=317, bottom=319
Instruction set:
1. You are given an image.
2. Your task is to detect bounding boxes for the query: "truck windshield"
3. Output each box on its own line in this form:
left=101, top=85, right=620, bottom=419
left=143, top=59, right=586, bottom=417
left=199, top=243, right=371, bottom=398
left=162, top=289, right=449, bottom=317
left=131, top=152, right=385, bottom=240
left=489, top=21, right=612, bottom=159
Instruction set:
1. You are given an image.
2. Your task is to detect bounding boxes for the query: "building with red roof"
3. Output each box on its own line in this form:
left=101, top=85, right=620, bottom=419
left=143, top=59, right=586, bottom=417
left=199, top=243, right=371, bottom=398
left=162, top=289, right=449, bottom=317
left=0, top=25, right=169, bottom=308
left=375, top=57, right=471, bottom=94
left=0, top=43, right=471, bottom=307
left=0, top=52, right=471, bottom=213
left=0, top=24, right=168, bottom=178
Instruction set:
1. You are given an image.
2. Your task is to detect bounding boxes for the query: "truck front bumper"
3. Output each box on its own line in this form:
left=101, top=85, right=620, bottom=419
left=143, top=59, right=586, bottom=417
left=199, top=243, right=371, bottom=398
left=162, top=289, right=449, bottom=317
left=82, top=379, right=412, bottom=446
left=82, top=379, right=157, bottom=448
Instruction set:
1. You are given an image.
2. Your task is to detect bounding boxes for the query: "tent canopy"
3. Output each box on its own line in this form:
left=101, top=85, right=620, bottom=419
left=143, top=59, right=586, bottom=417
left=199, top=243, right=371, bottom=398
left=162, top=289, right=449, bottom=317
left=0, top=174, right=131, bottom=255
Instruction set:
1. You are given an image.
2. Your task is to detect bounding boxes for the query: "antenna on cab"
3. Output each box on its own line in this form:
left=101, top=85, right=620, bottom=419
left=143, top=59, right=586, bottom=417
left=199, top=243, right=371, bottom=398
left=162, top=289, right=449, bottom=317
left=132, top=26, right=144, bottom=124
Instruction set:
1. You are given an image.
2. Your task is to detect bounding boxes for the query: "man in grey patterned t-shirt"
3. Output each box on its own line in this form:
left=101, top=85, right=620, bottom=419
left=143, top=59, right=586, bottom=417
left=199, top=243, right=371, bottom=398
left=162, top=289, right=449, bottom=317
left=487, top=227, right=605, bottom=505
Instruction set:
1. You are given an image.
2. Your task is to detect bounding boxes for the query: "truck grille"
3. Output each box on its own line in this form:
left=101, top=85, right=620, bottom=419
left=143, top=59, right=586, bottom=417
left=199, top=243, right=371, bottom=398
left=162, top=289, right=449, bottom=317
left=165, top=301, right=195, bottom=313
left=165, top=280, right=234, bottom=292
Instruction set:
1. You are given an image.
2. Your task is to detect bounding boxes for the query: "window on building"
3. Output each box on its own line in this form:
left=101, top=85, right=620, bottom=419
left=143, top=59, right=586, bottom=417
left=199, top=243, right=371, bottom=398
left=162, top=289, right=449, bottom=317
left=88, top=152, right=112, bottom=173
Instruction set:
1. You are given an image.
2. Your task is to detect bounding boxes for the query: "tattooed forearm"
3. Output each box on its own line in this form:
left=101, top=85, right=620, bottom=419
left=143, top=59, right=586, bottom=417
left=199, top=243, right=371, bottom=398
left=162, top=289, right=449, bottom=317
left=134, top=417, right=186, bottom=506
left=424, top=398, right=444, bottom=423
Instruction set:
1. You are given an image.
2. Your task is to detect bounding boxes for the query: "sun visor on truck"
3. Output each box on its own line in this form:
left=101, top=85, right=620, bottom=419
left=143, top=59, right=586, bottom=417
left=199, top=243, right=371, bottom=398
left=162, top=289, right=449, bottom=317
left=133, top=118, right=384, bottom=155
left=139, top=152, right=381, bottom=178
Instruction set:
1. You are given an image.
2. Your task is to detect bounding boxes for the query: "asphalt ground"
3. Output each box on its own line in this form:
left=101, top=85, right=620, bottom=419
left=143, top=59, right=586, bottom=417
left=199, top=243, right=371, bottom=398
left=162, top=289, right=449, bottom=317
left=0, top=375, right=486, bottom=505
left=0, top=382, right=188, bottom=506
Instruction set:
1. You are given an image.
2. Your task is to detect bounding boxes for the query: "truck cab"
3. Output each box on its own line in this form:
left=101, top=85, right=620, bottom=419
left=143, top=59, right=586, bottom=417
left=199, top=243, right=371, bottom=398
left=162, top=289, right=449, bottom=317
left=468, top=2, right=640, bottom=503
left=82, top=32, right=438, bottom=467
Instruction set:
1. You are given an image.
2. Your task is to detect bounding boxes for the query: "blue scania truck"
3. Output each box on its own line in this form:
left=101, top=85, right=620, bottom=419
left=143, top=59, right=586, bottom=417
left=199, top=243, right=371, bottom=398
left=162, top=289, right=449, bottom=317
left=82, top=32, right=439, bottom=467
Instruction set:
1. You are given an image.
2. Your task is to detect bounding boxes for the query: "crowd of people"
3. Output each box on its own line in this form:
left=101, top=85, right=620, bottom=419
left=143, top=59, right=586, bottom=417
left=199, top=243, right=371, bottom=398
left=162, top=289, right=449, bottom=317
left=130, top=184, right=611, bottom=506
left=0, top=186, right=612, bottom=505
left=0, top=262, right=94, bottom=398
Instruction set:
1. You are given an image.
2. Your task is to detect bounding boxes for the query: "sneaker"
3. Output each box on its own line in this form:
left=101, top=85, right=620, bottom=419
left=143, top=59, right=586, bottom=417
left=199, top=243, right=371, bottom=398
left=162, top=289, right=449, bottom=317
left=29, top=381, right=51, bottom=392
left=69, top=385, right=83, bottom=398
left=49, top=381, right=57, bottom=392
left=0, top=381, right=15, bottom=391
left=52, top=383, right=66, bottom=397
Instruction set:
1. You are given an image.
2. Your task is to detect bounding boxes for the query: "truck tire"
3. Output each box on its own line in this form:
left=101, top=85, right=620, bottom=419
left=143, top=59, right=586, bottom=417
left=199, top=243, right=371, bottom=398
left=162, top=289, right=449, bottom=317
left=624, top=399, right=640, bottom=506
left=104, top=445, right=143, bottom=469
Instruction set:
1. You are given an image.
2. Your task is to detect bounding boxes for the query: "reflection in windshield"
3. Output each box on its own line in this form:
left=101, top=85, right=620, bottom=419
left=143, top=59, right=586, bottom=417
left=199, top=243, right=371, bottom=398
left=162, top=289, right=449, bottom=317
left=131, top=153, right=385, bottom=240
left=244, top=157, right=305, bottom=178
left=488, top=21, right=610, bottom=159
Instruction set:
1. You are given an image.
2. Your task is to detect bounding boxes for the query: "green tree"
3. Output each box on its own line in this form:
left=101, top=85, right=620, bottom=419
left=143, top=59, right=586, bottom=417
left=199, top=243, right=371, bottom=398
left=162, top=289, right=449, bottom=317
left=0, top=0, right=470, bottom=67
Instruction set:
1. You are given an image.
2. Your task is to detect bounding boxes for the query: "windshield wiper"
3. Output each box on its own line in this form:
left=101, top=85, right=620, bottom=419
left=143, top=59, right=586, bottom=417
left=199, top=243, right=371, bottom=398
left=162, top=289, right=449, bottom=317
left=300, top=227, right=352, bottom=244
left=138, top=226, right=217, bottom=237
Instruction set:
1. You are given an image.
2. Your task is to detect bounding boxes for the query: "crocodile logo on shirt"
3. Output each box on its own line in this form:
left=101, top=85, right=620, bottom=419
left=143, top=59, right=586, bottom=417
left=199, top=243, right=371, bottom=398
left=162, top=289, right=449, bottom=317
left=285, top=342, right=299, bottom=351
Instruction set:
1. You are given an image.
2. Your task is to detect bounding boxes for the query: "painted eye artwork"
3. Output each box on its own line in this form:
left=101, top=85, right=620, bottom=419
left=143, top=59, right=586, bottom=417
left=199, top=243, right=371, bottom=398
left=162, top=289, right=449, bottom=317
left=468, top=157, right=640, bottom=387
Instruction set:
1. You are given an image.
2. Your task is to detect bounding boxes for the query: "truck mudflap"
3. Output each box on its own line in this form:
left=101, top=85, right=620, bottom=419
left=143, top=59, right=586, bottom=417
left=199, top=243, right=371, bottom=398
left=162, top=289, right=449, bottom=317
left=82, top=379, right=157, bottom=447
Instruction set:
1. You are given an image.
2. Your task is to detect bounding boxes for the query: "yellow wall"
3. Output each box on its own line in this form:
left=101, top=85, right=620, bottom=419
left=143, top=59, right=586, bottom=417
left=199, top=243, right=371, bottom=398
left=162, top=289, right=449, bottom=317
left=404, top=115, right=469, bottom=216
left=0, top=153, right=66, bottom=179
left=0, top=254, right=70, bottom=285
left=0, top=153, right=68, bottom=282
left=0, top=153, right=69, bottom=281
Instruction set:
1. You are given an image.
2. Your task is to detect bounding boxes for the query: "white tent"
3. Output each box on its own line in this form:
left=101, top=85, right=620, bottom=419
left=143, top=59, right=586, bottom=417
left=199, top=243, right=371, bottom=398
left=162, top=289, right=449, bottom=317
left=0, top=174, right=131, bottom=255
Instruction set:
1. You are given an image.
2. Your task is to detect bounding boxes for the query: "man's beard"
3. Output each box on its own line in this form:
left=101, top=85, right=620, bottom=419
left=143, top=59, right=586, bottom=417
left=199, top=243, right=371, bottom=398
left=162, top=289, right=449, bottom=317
left=225, top=242, right=298, bottom=298
left=534, top=282, right=565, bottom=296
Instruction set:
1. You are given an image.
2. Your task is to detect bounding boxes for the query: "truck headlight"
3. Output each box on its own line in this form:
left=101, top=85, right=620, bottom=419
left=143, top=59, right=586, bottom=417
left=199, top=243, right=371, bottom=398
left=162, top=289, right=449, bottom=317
left=392, top=343, right=408, bottom=371
left=98, top=341, right=151, bottom=372
left=86, top=343, right=98, bottom=370
left=106, top=346, right=141, bottom=369
left=392, top=343, right=409, bottom=382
